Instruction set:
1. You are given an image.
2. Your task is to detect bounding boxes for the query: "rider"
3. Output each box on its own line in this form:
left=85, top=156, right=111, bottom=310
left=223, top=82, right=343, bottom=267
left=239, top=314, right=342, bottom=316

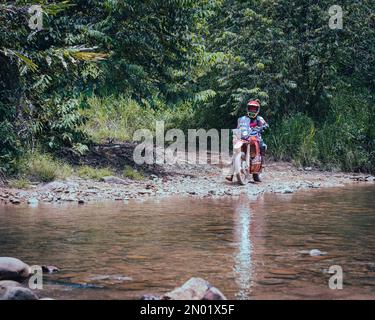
left=246, top=99, right=269, bottom=154
left=226, top=99, right=269, bottom=182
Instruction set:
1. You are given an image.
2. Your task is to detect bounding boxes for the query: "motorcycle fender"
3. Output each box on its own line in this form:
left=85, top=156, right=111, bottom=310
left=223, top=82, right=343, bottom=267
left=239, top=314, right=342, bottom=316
left=234, top=141, right=243, bottom=149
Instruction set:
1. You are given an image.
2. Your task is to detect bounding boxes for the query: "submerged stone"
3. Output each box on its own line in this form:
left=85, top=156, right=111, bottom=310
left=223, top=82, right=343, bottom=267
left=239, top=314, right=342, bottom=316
left=0, top=286, right=38, bottom=300
left=0, top=257, right=31, bottom=281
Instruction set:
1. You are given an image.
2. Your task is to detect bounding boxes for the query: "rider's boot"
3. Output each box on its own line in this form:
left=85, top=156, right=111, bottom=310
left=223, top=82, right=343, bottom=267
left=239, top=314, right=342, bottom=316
left=225, top=175, right=234, bottom=182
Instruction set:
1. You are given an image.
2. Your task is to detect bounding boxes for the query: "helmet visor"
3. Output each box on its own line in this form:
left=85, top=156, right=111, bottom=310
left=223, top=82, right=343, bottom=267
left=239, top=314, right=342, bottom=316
left=247, top=105, right=259, bottom=118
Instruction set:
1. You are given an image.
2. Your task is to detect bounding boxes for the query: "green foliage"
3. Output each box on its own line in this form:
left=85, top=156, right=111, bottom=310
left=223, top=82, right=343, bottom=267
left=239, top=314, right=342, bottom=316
left=77, top=166, right=113, bottom=180
left=0, top=0, right=108, bottom=173
left=267, top=114, right=318, bottom=167
left=17, top=152, right=73, bottom=182
left=0, top=117, right=21, bottom=174
left=159, top=101, right=197, bottom=132
left=93, top=0, right=219, bottom=103
left=315, top=87, right=374, bottom=172
left=0, top=0, right=219, bottom=175
left=201, top=0, right=374, bottom=121
left=81, top=96, right=156, bottom=143
left=197, top=0, right=374, bottom=172
left=37, top=97, right=89, bottom=151
left=1, top=0, right=374, bottom=175
left=8, top=177, right=31, bottom=190
left=267, top=87, right=375, bottom=172
left=122, top=166, right=144, bottom=181
left=81, top=95, right=199, bottom=142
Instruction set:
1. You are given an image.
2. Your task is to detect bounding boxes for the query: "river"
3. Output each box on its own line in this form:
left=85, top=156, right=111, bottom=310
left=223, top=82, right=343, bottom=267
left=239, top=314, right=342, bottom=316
left=0, top=184, right=374, bottom=299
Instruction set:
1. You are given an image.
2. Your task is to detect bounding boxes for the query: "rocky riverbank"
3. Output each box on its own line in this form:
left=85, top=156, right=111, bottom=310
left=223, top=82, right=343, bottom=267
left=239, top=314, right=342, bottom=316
left=1, top=161, right=374, bottom=206
left=0, top=257, right=59, bottom=300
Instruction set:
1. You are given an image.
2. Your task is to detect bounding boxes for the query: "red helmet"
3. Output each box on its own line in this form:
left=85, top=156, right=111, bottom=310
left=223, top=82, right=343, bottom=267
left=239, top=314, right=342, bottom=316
left=247, top=100, right=260, bottom=118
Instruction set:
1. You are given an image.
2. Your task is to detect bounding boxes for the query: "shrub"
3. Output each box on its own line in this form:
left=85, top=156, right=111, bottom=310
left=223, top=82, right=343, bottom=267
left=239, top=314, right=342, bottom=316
left=123, top=165, right=144, bottom=180
left=17, top=152, right=73, bottom=182
left=316, top=88, right=373, bottom=172
left=77, top=166, right=113, bottom=180
left=0, top=118, right=22, bottom=175
left=80, top=95, right=156, bottom=142
left=267, top=87, right=374, bottom=173
left=267, top=113, right=318, bottom=166
left=8, top=178, right=31, bottom=189
left=80, top=95, right=197, bottom=142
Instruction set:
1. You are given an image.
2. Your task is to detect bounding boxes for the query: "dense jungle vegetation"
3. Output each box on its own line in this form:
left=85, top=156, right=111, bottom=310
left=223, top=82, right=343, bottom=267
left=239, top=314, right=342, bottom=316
left=1, top=0, right=374, bottom=181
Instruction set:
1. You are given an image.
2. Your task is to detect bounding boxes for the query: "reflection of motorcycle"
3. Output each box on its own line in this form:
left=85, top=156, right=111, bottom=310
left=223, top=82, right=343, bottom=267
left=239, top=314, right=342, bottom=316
left=231, top=126, right=263, bottom=185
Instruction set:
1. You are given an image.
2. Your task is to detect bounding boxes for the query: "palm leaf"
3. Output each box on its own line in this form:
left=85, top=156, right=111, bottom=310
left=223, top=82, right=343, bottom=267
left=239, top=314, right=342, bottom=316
left=43, top=1, right=76, bottom=16
left=69, top=51, right=109, bottom=62
left=2, top=49, right=38, bottom=72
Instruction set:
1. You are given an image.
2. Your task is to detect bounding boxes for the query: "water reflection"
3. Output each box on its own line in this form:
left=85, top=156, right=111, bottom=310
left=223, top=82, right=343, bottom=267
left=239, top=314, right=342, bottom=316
left=233, top=201, right=253, bottom=299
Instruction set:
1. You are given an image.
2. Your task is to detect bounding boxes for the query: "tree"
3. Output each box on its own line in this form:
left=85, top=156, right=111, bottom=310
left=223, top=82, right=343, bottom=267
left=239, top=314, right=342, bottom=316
left=201, top=0, right=374, bottom=122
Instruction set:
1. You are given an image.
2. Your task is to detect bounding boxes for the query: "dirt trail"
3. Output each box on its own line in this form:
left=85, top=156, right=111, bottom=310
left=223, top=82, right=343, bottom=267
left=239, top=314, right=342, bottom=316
left=1, top=143, right=374, bottom=205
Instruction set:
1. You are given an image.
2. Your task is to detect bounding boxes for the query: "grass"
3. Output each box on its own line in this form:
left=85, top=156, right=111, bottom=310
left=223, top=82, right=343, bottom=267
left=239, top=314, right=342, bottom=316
left=80, top=95, right=157, bottom=143
left=77, top=166, right=113, bottom=180
left=267, top=88, right=374, bottom=172
left=10, top=153, right=122, bottom=184
left=17, top=152, right=73, bottom=182
left=123, top=165, right=144, bottom=180
left=8, top=177, right=31, bottom=189
left=80, top=95, right=197, bottom=143
left=267, top=113, right=318, bottom=167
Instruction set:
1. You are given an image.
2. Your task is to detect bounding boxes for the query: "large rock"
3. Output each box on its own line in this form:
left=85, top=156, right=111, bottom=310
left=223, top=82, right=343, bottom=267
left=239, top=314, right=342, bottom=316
left=162, top=277, right=227, bottom=300
left=9, top=198, right=21, bottom=205
left=203, top=286, right=227, bottom=300
left=0, top=279, right=38, bottom=300
left=0, top=280, right=24, bottom=289
left=140, top=294, right=160, bottom=300
left=0, top=286, right=38, bottom=300
left=41, top=265, right=60, bottom=274
left=0, top=257, right=31, bottom=281
left=309, top=249, right=327, bottom=256
left=162, top=278, right=210, bottom=300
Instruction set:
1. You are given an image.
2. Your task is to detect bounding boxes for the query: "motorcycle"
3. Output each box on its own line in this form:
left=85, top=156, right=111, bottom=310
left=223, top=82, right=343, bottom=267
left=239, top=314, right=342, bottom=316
left=231, top=126, right=263, bottom=185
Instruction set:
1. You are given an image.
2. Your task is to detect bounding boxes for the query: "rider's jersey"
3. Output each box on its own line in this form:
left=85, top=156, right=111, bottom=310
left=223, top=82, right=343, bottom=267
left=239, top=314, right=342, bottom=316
left=237, top=115, right=269, bottom=132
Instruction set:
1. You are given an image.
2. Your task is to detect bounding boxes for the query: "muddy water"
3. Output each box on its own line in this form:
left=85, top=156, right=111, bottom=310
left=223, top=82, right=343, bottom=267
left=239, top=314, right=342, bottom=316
left=0, top=185, right=374, bottom=300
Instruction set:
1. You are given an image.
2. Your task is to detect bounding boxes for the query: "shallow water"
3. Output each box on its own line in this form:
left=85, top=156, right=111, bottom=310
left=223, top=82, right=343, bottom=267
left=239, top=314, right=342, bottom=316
left=0, top=184, right=374, bottom=299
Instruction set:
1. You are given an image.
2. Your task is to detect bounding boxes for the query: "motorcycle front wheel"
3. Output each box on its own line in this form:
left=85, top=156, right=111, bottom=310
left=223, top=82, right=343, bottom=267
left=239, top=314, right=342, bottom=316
left=236, top=159, right=250, bottom=185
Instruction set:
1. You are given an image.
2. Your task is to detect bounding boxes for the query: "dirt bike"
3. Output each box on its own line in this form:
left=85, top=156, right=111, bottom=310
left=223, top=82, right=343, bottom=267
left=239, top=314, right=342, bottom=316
left=231, top=126, right=263, bottom=185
